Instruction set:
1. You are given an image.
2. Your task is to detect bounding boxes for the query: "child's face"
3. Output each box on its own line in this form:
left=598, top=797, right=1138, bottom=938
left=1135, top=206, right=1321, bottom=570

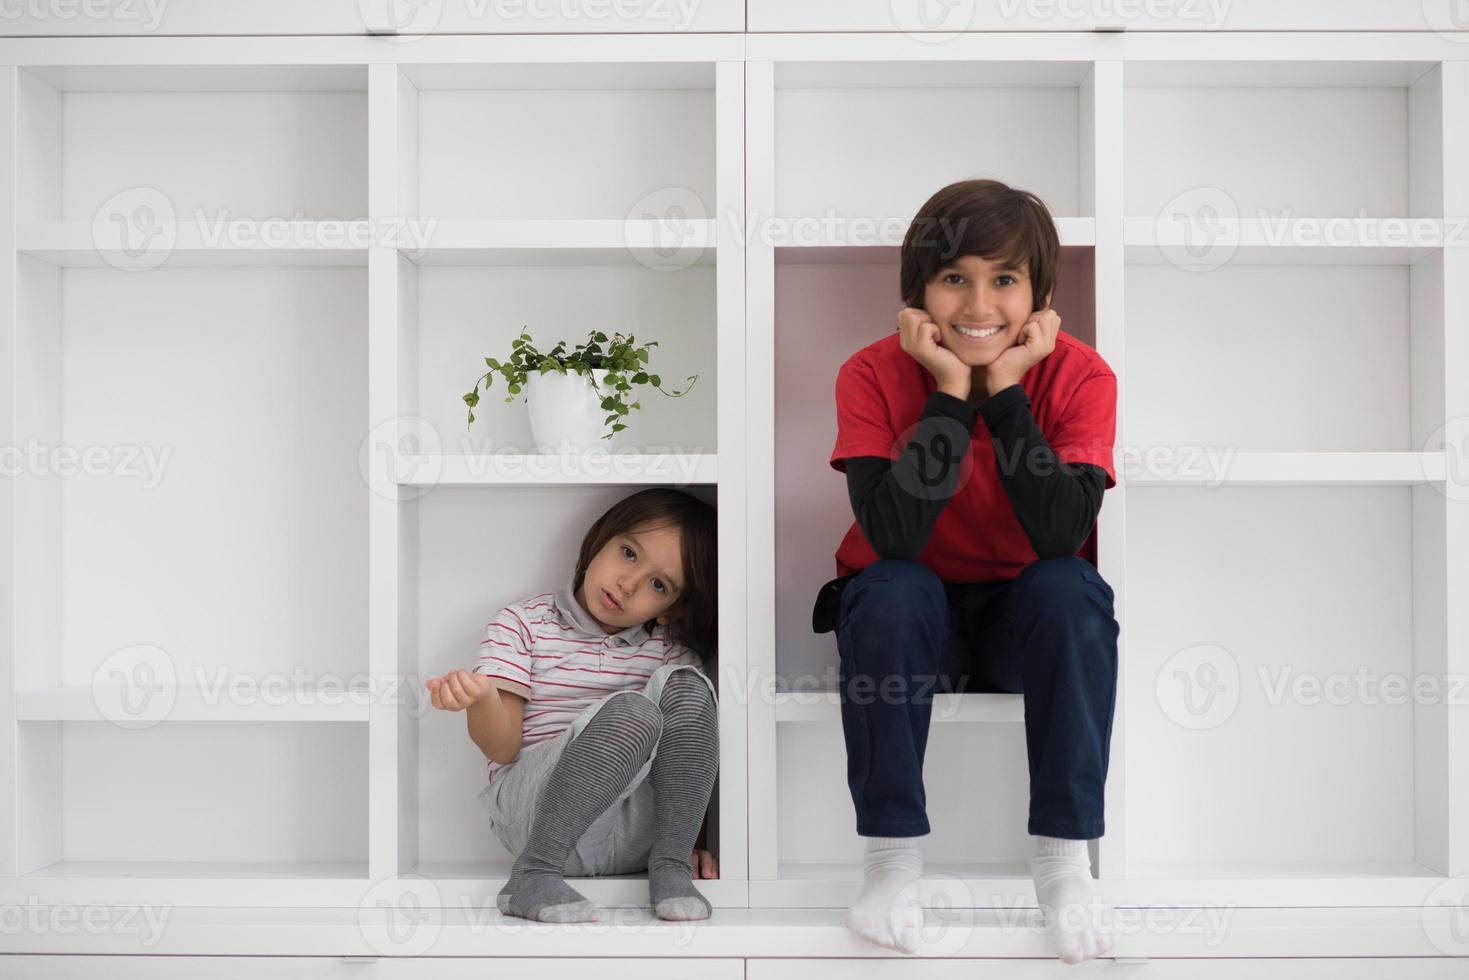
left=922, top=254, right=1039, bottom=369
left=577, top=522, right=685, bottom=635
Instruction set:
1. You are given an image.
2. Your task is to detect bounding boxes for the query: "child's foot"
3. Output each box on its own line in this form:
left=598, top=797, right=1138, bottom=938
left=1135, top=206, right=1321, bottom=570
left=648, top=857, right=712, bottom=920
left=1030, top=835, right=1116, bottom=963
left=845, top=835, right=925, bottom=954
left=497, top=870, right=602, bottom=923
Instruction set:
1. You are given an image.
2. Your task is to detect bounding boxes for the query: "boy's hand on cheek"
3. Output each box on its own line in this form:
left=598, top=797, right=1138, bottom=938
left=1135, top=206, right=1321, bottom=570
left=986, top=307, right=1060, bottom=395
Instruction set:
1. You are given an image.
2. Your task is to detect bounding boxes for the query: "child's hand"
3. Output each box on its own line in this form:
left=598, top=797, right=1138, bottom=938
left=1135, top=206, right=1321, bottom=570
left=691, top=848, right=719, bottom=879
left=426, top=670, right=495, bottom=711
left=985, top=307, right=1060, bottom=394
left=897, top=306, right=970, bottom=396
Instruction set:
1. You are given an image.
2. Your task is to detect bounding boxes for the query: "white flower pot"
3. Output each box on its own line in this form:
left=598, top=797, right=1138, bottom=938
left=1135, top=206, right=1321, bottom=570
left=525, top=369, right=614, bottom=451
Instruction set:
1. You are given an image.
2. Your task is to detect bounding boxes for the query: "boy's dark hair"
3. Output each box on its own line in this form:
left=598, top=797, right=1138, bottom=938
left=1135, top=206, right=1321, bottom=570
left=572, top=487, right=718, bottom=670
left=899, top=178, right=1060, bottom=313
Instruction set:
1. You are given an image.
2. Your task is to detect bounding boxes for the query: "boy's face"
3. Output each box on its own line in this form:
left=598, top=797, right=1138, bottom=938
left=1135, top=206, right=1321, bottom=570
left=577, top=522, right=684, bottom=636
left=922, top=254, right=1043, bottom=369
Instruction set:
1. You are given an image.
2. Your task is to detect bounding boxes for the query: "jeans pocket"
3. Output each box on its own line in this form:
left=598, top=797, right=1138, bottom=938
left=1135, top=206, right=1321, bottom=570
left=812, top=574, right=853, bottom=634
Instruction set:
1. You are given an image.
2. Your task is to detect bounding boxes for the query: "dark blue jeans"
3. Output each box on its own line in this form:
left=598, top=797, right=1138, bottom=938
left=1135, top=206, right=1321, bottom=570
left=828, top=557, right=1118, bottom=841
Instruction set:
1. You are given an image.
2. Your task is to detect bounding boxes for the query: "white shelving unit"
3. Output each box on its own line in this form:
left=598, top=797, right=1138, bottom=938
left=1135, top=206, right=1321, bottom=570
left=745, top=33, right=1469, bottom=921
left=0, top=25, right=1467, bottom=969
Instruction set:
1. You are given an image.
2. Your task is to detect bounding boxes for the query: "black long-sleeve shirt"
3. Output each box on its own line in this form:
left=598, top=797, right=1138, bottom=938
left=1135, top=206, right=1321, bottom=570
left=811, top=383, right=1109, bottom=633
left=845, top=383, right=1107, bottom=562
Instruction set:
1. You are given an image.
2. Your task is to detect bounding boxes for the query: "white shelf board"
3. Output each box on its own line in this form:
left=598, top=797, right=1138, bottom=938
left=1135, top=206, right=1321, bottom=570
left=1123, top=60, right=1440, bottom=88
left=399, top=61, right=716, bottom=92
left=774, top=691, right=1022, bottom=724
left=410, top=863, right=745, bottom=909
left=769, top=218, right=1094, bottom=256
left=1123, top=451, right=1446, bottom=486
left=393, top=453, right=716, bottom=488
left=1125, top=217, right=1448, bottom=266
left=17, top=222, right=369, bottom=267
left=19, top=64, right=368, bottom=92
left=1126, top=859, right=1442, bottom=879
left=1, top=906, right=1459, bottom=958
left=17, top=685, right=372, bottom=723
left=399, top=218, right=717, bottom=266
left=774, top=60, right=1096, bottom=89
left=21, top=860, right=368, bottom=880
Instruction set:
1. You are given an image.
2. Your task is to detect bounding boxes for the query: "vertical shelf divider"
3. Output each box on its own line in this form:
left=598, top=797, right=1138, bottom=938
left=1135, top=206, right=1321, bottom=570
left=0, top=65, right=19, bottom=881
left=714, top=59, right=750, bottom=892
left=744, top=59, right=778, bottom=885
left=1436, top=59, right=1469, bottom=879
left=1087, top=58, right=1128, bottom=881
left=366, top=62, right=420, bottom=882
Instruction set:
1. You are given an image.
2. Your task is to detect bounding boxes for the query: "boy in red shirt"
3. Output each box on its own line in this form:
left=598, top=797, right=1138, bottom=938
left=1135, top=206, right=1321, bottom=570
left=812, top=179, right=1119, bottom=963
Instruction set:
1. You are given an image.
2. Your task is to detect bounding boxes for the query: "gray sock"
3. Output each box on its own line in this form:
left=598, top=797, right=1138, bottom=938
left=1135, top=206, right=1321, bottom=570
left=497, top=693, right=661, bottom=922
left=646, top=670, right=720, bottom=920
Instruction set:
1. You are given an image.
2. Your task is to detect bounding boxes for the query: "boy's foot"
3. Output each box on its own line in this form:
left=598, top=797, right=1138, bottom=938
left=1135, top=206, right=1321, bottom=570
left=1030, top=835, right=1116, bottom=963
left=845, top=835, right=925, bottom=954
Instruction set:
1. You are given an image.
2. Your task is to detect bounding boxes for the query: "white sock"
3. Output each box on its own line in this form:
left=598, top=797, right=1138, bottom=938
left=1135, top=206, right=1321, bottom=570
left=845, top=835, right=926, bottom=954
left=1030, top=835, right=1116, bottom=963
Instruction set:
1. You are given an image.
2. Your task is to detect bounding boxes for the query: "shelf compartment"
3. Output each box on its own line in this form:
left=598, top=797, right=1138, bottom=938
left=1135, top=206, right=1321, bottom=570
left=1123, top=252, right=1443, bottom=454
left=402, top=486, right=723, bottom=878
left=17, top=721, right=367, bottom=874
left=400, top=253, right=717, bottom=457
left=771, top=246, right=1096, bottom=694
left=398, top=63, right=716, bottom=222
left=772, top=61, right=1094, bottom=226
left=775, top=720, right=1033, bottom=872
left=1124, top=60, right=1441, bottom=222
left=12, top=260, right=369, bottom=690
left=1123, top=484, right=1451, bottom=877
left=17, top=65, right=367, bottom=225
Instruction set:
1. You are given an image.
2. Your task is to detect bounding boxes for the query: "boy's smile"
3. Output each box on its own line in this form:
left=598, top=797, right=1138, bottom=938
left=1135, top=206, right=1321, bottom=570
left=924, top=253, right=1034, bottom=374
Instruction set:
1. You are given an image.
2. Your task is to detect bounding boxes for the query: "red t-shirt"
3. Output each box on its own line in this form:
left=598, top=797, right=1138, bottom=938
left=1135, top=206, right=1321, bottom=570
left=829, top=330, right=1117, bottom=582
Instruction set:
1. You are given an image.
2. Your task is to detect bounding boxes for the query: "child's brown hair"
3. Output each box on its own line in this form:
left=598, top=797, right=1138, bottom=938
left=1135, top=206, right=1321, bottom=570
left=572, top=487, right=717, bottom=670
left=899, top=178, right=1060, bottom=313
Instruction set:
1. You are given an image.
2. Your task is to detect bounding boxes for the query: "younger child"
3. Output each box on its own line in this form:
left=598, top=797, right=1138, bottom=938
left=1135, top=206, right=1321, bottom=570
left=427, top=487, right=719, bottom=923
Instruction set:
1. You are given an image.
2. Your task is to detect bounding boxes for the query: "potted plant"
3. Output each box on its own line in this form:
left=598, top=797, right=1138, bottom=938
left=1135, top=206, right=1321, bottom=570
left=464, top=328, right=698, bottom=450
